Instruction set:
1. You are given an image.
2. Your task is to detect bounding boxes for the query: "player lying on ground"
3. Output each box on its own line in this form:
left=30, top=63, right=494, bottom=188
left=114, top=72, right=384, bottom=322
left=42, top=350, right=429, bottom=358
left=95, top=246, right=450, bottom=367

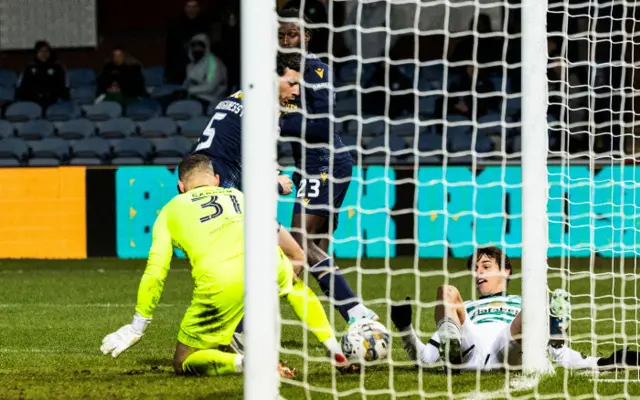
left=192, top=52, right=375, bottom=332
left=278, top=9, right=375, bottom=324
left=390, top=246, right=640, bottom=371
left=100, top=154, right=350, bottom=376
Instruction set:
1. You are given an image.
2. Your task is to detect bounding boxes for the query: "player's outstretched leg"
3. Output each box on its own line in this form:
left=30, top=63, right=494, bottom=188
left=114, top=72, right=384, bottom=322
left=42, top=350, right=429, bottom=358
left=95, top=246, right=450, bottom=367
left=174, top=342, right=243, bottom=377
left=292, top=213, right=375, bottom=323
left=435, top=285, right=465, bottom=369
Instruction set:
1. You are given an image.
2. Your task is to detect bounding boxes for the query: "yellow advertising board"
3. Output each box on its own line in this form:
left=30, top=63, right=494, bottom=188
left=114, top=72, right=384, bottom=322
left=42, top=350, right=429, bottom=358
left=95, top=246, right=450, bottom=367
left=0, top=167, right=86, bottom=258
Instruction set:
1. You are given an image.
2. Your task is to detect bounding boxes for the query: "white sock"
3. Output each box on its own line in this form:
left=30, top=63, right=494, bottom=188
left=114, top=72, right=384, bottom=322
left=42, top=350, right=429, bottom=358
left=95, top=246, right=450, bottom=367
left=437, top=317, right=461, bottom=339
left=234, top=355, right=244, bottom=373
left=322, top=336, right=343, bottom=355
left=346, top=304, right=369, bottom=320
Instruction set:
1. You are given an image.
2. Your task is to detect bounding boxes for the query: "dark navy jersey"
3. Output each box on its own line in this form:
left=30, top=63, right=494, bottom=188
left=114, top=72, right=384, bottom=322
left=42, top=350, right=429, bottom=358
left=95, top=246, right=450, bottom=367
left=279, top=55, right=353, bottom=170
left=193, top=91, right=244, bottom=187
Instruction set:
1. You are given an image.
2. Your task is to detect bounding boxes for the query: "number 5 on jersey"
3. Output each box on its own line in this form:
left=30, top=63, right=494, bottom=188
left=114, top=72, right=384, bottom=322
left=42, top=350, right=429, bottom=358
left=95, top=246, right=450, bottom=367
left=297, top=179, right=320, bottom=198
left=195, top=112, right=227, bottom=152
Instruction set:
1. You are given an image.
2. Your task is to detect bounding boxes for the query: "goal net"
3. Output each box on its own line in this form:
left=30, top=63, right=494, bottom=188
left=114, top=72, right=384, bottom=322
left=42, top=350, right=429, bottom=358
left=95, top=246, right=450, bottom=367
left=268, top=0, right=640, bottom=398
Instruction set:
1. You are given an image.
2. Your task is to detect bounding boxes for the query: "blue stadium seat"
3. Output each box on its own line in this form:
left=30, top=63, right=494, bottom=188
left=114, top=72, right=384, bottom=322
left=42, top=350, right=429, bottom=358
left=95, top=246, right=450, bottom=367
left=416, top=132, right=443, bottom=164
left=166, top=100, right=203, bottom=120
left=334, top=97, right=358, bottom=118
left=70, top=86, right=97, bottom=105
left=418, top=95, right=438, bottom=117
left=0, top=87, right=15, bottom=103
left=28, top=138, right=70, bottom=166
left=46, top=101, right=82, bottom=122
left=68, top=68, right=96, bottom=88
left=111, top=137, right=153, bottom=165
left=152, top=136, right=193, bottom=165
left=17, top=120, right=56, bottom=140
left=476, top=113, right=503, bottom=138
left=506, top=95, right=521, bottom=117
left=180, top=116, right=210, bottom=138
left=97, top=117, right=136, bottom=139
left=0, top=138, right=29, bottom=166
left=361, top=118, right=386, bottom=137
left=337, top=134, right=358, bottom=158
left=143, top=66, right=164, bottom=88
left=490, top=74, right=512, bottom=93
left=447, top=134, right=494, bottom=162
left=4, top=101, right=42, bottom=122
left=59, top=119, right=95, bottom=140
left=150, top=84, right=180, bottom=99
left=0, top=70, right=18, bottom=88
left=363, top=134, right=409, bottom=164
left=389, top=121, right=417, bottom=137
left=126, top=98, right=162, bottom=121
left=83, top=101, right=122, bottom=121
left=138, top=117, right=178, bottom=138
left=71, top=137, right=111, bottom=165
left=0, top=120, right=15, bottom=139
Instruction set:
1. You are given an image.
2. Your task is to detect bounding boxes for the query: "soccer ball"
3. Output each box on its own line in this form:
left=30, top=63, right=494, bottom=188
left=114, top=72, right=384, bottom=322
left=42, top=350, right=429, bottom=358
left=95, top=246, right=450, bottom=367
left=340, top=319, right=390, bottom=362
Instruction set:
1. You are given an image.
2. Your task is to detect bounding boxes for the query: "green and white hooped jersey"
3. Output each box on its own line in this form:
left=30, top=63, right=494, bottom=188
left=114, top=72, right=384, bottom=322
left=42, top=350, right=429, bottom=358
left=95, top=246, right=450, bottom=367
left=464, top=294, right=521, bottom=325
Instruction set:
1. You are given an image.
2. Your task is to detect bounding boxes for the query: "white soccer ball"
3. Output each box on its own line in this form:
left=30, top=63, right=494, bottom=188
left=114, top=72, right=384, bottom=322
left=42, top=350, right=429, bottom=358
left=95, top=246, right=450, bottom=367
left=340, top=319, right=390, bottom=362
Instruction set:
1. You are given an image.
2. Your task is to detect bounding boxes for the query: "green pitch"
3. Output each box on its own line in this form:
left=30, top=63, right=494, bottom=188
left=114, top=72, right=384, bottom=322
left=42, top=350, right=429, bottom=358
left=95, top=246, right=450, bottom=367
left=1, top=257, right=639, bottom=399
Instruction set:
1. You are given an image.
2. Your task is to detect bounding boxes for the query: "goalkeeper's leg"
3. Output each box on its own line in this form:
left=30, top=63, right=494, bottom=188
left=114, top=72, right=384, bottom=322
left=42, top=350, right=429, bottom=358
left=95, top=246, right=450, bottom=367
left=174, top=342, right=242, bottom=376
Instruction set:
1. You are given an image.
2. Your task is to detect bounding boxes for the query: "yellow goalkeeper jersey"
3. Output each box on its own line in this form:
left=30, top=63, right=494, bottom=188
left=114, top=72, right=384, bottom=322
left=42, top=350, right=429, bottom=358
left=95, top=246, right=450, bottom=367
left=135, top=185, right=245, bottom=318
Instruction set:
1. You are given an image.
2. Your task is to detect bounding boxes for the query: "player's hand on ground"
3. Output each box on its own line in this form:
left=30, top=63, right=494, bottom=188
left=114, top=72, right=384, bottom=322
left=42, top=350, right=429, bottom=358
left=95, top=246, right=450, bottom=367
left=100, top=324, right=143, bottom=357
left=100, top=313, right=150, bottom=358
left=391, top=297, right=413, bottom=331
left=278, top=174, right=293, bottom=195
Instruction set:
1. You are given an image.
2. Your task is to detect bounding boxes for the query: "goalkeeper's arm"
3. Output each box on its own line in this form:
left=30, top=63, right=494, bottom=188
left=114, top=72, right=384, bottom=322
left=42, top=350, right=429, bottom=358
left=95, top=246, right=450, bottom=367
left=100, top=208, right=173, bottom=358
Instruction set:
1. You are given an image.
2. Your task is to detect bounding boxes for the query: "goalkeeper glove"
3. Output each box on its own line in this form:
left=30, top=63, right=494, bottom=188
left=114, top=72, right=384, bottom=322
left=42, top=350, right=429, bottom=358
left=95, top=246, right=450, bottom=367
left=391, top=297, right=413, bottom=331
left=100, top=313, right=151, bottom=358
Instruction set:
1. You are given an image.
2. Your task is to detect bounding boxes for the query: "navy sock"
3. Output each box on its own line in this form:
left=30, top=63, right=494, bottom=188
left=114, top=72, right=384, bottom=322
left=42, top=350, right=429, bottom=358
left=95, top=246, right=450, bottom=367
left=309, top=258, right=359, bottom=321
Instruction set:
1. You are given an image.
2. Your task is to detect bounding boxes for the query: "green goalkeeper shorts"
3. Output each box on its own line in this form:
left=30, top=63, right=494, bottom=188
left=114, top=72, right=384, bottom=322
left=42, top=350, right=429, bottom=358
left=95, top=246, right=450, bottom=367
left=178, top=248, right=295, bottom=349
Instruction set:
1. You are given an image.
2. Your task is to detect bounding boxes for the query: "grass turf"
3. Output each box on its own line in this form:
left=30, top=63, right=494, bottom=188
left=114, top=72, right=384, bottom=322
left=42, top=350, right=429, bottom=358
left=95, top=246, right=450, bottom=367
left=1, top=257, right=639, bottom=399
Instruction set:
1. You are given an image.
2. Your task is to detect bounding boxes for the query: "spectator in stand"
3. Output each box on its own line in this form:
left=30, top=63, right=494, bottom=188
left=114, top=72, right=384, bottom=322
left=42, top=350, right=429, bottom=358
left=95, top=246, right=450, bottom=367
left=182, top=34, right=228, bottom=107
left=438, top=64, right=499, bottom=120
left=97, top=47, right=148, bottom=107
left=165, top=0, right=210, bottom=84
left=210, top=0, right=240, bottom=91
left=16, top=40, right=69, bottom=108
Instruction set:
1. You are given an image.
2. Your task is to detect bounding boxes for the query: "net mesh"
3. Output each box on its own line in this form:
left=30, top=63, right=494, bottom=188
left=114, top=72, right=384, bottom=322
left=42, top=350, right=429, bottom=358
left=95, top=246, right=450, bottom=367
left=276, top=0, right=640, bottom=398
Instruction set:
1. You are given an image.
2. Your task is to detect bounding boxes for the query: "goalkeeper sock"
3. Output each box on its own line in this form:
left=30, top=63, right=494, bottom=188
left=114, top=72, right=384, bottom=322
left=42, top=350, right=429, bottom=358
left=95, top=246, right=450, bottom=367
left=309, top=258, right=359, bottom=321
left=182, top=349, right=243, bottom=376
left=286, top=278, right=335, bottom=345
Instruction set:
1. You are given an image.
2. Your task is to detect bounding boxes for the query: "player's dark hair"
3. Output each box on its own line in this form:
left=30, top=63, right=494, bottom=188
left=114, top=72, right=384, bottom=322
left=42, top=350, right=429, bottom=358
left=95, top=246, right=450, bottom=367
left=178, top=154, right=214, bottom=181
left=467, top=246, right=512, bottom=276
left=276, top=52, right=302, bottom=76
left=278, top=8, right=312, bottom=26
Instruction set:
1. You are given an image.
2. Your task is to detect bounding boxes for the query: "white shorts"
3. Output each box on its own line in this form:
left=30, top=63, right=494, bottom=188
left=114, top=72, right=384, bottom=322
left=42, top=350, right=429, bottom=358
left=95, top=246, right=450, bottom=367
left=458, top=320, right=522, bottom=371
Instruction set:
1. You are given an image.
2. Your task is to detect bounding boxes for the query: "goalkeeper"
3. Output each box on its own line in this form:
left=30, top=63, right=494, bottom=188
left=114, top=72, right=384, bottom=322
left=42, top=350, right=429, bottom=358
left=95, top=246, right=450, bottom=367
left=100, top=154, right=349, bottom=376
left=391, top=246, right=640, bottom=371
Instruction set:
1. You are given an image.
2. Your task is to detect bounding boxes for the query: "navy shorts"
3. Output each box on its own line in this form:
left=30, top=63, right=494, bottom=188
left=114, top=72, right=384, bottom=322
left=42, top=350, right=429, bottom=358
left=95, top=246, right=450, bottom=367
left=292, top=162, right=352, bottom=231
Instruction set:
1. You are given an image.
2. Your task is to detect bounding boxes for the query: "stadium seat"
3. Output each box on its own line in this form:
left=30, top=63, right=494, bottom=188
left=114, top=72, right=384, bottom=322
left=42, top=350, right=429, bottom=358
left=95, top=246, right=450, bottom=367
left=111, top=137, right=153, bottom=165
left=416, top=131, right=443, bottom=164
left=389, top=121, right=417, bottom=137
left=334, top=97, right=358, bottom=118
left=0, top=120, right=15, bottom=139
left=0, top=70, right=18, bottom=88
left=363, top=134, right=409, bottom=164
left=0, top=87, right=15, bottom=103
left=337, top=134, right=358, bottom=157
left=96, top=118, right=136, bottom=139
left=70, top=137, right=111, bottom=165
left=180, top=116, right=209, bottom=138
left=152, top=136, right=194, bottom=165
left=4, top=101, right=42, bottom=122
left=28, top=138, right=70, bottom=166
left=476, top=113, right=504, bottom=138
left=83, top=101, right=122, bottom=121
left=361, top=118, right=386, bottom=136
left=490, top=74, right=512, bottom=93
left=150, top=84, right=180, bottom=99
left=70, top=86, right=97, bottom=105
left=418, top=95, right=438, bottom=117
left=68, top=68, right=96, bottom=88
left=143, top=66, right=164, bottom=88
left=506, top=95, right=521, bottom=117
left=45, top=101, right=82, bottom=122
left=126, top=98, right=162, bottom=121
left=166, top=99, right=203, bottom=120
left=447, top=133, right=494, bottom=162
left=58, top=119, right=95, bottom=140
left=0, top=138, right=29, bottom=166
left=17, top=119, right=56, bottom=140
left=138, top=117, right=178, bottom=138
